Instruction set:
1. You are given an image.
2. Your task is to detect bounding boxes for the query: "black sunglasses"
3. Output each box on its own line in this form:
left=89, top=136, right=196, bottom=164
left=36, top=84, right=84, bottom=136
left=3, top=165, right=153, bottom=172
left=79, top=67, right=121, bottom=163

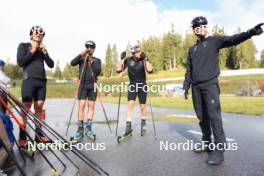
left=86, top=44, right=95, bottom=49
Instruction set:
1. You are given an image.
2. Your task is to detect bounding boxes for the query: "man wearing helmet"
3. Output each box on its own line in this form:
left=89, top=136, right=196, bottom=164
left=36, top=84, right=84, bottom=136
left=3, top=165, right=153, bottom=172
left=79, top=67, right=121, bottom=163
left=183, top=16, right=263, bottom=165
left=17, top=26, right=54, bottom=149
left=70, top=40, right=101, bottom=141
left=116, top=44, right=153, bottom=138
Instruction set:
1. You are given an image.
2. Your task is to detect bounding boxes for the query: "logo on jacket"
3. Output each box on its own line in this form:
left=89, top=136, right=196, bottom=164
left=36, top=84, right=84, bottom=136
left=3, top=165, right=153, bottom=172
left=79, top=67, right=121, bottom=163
left=203, top=42, right=208, bottom=48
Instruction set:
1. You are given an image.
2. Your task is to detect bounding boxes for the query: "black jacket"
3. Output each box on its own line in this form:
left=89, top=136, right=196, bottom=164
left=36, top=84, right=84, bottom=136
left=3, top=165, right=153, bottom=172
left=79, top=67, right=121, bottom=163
left=71, top=54, right=101, bottom=83
left=183, top=31, right=253, bottom=90
left=17, top=43, right=54, bottom=80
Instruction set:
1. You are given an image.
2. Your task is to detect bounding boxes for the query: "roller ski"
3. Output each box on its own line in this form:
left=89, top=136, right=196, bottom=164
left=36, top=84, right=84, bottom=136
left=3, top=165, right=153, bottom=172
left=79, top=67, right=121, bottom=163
left=70, top=122, right=84, bottom=142
left=35, top=127, right=52, bottom=144
left=19, top=139, right=35, bottom=158
left=85, top=130, right=96, bottom=142
left=141, top=119, right=146, bottom=136
left=117, top=121, right=133, bottom=143
left=85, top=120, right=96, bottom=142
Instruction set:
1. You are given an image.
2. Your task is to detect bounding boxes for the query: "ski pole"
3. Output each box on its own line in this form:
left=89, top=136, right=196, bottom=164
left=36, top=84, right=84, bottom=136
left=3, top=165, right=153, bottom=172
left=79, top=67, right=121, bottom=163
left=0, top=110, right=26, bottom=164
left=9, top=99, right=67, bottom=172
left=7, top=97, right=80, bottom=175
left=3, top=91, right=80, bottom=174
left=0, top=138, right=27, bottom=176
left=143, top=57, right=157, bottom=140
left=87, top=60, right=112, bottom=134
left=115, top=51, right=127, bottom=136
left=115, top=73, right=123, bottom=136
left=0, top=94, right=60, bottom=176
left=65, top=55, right=89, bottom=136
left=3, top=88, right=108, bottom=175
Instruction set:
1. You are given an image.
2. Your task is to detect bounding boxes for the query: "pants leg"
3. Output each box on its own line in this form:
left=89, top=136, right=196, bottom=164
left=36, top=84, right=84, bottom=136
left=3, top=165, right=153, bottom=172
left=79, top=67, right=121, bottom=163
left=192, top=85, right=211, bottom=142
left=202, top=84, right=226, bottom=149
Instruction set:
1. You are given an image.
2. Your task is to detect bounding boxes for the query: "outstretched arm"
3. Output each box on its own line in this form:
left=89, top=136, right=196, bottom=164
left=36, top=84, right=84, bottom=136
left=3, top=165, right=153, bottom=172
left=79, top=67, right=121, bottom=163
left=218, top=23, right=263, bottom=49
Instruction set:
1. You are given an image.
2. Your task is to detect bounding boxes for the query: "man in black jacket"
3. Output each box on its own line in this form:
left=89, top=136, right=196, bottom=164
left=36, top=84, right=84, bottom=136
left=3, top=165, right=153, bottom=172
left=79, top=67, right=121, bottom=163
left=70, top=40, right=101, bottom=141
left=183, top=16, right=263, bottom=165
left=17, top=26, right=54, bottom=148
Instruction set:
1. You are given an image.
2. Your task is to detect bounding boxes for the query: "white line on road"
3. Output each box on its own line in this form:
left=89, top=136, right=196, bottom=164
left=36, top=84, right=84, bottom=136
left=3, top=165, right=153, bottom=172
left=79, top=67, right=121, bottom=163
left=187, top=130, right=235, bottom=142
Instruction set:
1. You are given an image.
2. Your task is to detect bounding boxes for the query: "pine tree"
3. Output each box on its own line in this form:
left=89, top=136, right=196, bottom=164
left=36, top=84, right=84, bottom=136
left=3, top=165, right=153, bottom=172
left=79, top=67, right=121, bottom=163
left=103, top=44, right=113, bottom=77
left=141, top=36, right=163, bottom=72
left=111, top=44, right=118, bottom=76
left=53, top=60, right=62, bottom=79
left=260, top=49, right=264, bottom=68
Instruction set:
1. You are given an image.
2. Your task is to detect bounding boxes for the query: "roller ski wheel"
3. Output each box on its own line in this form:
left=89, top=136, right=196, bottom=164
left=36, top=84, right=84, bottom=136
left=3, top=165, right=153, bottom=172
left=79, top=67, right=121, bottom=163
left=141, top=128, right=146, bottom=136
left=21, top=148, right=35, bottom=158
left=117, top=130, right=133, bottom=143
left=141, top=120, right=146, bottom=136
left=70, top=126, right=84, bottom=142
left=52, top=169, right=60, bottom=176
left=19, top=140, right=35, bottom=158
left=85, top=130, right=96, bottom=142
left=70, top=134, right=83, bottom=143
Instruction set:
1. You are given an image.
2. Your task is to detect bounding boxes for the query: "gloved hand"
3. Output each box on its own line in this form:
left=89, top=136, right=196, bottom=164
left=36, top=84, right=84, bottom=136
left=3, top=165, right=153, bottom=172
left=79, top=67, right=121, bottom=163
left=249, top=23, right=264, bottom=36
left=184, top=89, right=189, bottom=99
left=121, top=51, right=126, bottom=60
left=140, top=52, right=148, bottom=61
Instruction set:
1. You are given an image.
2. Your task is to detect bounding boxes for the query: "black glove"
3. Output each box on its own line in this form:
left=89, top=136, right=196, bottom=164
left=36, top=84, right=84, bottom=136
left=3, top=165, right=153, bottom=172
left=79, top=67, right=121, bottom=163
left=184, top=89, right=189, bottom=99
left=249, top=23, right=264, bottom=36
left=140, top=52, right=148, bottom=61
left=121, top=51, right=126, bottom=60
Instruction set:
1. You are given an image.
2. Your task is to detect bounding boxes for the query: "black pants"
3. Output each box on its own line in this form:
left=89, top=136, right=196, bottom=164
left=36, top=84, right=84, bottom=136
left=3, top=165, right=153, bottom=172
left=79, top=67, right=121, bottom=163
left=77, top=83, right=97, bottom=101
left=192, top=83, right=226, bottom=148
left=21, top=78, right=46, bottom=102
left=128, top=82, right=147, bottom=104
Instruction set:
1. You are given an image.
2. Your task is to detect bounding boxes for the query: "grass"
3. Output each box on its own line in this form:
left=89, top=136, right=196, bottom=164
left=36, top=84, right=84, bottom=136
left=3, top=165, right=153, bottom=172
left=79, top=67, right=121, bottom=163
left=10, top=73, right=264, bottom=116
left=101, top=96, right=264, bottom=116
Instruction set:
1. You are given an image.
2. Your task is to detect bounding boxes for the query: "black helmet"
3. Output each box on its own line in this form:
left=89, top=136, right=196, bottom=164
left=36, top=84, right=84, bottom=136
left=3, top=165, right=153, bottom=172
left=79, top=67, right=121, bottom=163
left=85, top=40, right=96, bottom=49
left=30, top=25, right=45, bottom=36
left=191, top=16, right=208, bottom=28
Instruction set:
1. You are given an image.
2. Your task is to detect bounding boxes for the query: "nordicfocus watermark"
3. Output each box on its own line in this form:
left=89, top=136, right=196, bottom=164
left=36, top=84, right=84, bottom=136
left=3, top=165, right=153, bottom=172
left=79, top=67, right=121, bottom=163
left=160, top=140, right=238, bottom=151
left=27, top=140, right=106, bottom=151
left=94, top=82, right=166, bottom=93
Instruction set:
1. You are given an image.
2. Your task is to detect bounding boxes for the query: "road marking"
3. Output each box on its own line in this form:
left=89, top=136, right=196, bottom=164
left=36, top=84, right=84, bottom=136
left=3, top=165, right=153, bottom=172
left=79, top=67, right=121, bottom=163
left=170, top=114, right=197, bottom=118
left=187, top=130, right=235, bottom=142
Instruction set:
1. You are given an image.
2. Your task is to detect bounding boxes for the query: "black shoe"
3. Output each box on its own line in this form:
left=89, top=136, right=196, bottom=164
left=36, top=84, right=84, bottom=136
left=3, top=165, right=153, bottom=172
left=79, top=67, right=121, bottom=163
left=207, top=151, right=224, bottom=165
left=194, top=141, right=212, bottom=153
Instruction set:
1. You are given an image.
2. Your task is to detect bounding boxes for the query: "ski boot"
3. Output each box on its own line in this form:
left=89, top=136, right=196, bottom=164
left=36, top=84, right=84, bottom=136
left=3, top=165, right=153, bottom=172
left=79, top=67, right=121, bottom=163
left=141, top=119, right=146, bottom=136
left=117, top=121, right=133, bottom=143
left=19, top=139, right=35, bottom=158
left=85, top=129, right=96, bottom=142
left=70, top=123, right=84, bottom=142
left=85, top=120, right=96, bottom=141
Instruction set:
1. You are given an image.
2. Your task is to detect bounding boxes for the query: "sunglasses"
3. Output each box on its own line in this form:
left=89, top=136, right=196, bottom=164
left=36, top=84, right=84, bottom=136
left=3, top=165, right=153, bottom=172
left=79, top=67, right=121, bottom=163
left=86, top=45, right=95, bottom=49
left=33, top=28, right=45, bottom=36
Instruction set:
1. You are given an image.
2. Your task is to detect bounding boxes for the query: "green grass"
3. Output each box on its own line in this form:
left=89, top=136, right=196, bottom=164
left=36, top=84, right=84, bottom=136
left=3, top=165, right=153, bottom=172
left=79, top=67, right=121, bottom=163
left=10, top=72, right=264, bottom=116
left=101, top=96, right=264, bottom=116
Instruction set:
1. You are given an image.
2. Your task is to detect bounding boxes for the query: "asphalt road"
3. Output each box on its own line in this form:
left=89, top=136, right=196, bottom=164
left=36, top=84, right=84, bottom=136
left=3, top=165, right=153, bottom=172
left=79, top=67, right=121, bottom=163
left=8, top=99, right=264, bottom=176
